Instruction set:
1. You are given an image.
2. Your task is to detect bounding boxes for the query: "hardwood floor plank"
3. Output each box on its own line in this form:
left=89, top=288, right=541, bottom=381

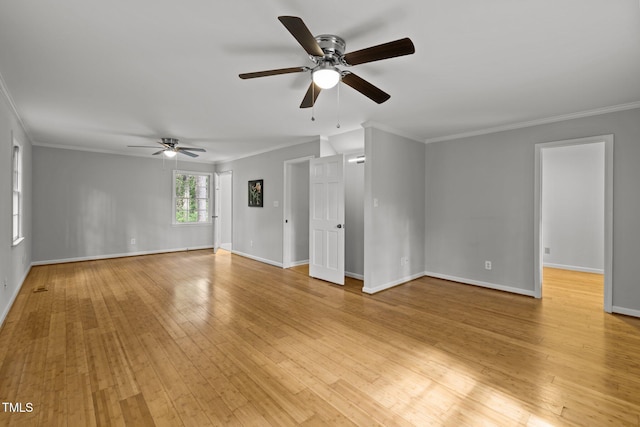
left=2, top=252, right=640, bottom=425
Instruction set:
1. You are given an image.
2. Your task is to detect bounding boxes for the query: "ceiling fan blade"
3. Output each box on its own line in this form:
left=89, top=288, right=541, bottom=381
left=341, top=72, right=390, bottom=104
left=343, top=38, right=415, bottom=66
left=127, top=145, right=162, bottom=148
left=177, top=147, right=206, bottom=152
left=179, top=150, right=199, bottom=158
left=239, top=66, right=307, bottom=79
left=152, top=150, right=165, bottom=156
left=300, top=82, right=322, bottom=108
left=278, top=16, right=324, bottom=57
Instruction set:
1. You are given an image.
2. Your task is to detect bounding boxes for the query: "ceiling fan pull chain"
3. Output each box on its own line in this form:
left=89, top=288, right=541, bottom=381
left=311, top=77, right=316, bottom=121
left=336, top=81, right=341, bottom=128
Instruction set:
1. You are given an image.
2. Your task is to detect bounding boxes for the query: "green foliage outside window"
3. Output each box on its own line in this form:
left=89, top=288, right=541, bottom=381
left=175, top=172, right=210, bottom=223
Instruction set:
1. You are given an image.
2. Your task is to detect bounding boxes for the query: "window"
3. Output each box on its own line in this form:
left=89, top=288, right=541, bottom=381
left=12, top=142, right=23, bottom=245
left=173, top=171, right=211, bottom=224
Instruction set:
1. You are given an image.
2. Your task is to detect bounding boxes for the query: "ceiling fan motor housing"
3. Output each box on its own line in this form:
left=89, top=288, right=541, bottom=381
left=314, top=34, right=346, bottom=65
left=161, top=137, right=179, bottom=146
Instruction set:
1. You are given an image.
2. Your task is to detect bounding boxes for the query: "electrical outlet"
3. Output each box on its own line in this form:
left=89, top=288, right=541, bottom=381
left=250, top=240, right=253, bottom=248
left=130, top=238, right=136, bottom=245
left=404, top=257, right=409, bottom=266
left=3, top=277, right=7, bottom=289
left=485, top=261, right=492, bottom=270
left=544, top=247, right=551, bottom=254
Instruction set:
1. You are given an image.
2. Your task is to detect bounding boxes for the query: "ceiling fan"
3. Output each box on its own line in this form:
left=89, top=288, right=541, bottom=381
left=128, top=138, right=206, bottom=158
left=239, top=16, right=415, bottom=108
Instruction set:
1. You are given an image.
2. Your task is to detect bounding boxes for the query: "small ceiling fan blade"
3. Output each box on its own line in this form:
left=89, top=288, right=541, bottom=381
left=177, top=147, right=206, bottom=152
left=278, top=16, right=324, bottom=57
left=127, top=145, right=162, bottom=148
left=300, top=82, right=322, bottom=108
left=152, top=150, right=166, bottom=156
left=239, top=66, right=307, bottom=79
left=179, top=150, right=199, bottom=158
left=343, top=38, right=415, bottom=66
left=341, top=72, right=390, bottom=104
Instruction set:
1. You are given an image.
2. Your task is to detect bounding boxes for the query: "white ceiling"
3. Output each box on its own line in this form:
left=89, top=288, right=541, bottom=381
left=1, top=1, right=639, bottom=163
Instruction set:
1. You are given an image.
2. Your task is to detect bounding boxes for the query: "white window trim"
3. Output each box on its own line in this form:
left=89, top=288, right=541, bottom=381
left=172, top=170, right=213, bottom=226
left=12, top=138, right=23, bottom=246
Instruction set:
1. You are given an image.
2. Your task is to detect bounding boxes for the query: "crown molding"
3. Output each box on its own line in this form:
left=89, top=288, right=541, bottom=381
left=425, top=101, right=640, bottom=143
left=0, top=70, right=31, bottom=141
left=360, top=121, right=424, bottom=143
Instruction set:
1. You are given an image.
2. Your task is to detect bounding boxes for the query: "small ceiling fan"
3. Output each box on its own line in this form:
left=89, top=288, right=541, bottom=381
left=239, top=16, right=415, bottom=108
left=128, top=138, right=206, bottom=158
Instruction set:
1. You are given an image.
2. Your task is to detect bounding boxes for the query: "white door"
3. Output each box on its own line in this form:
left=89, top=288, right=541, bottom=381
left=309, top=154, right=345, bottom=285
left=213, top=172, right=220, bottom=254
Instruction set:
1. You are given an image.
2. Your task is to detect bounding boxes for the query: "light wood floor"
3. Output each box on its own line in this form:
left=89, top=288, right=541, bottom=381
left=1, top=251, right=639, bottom=426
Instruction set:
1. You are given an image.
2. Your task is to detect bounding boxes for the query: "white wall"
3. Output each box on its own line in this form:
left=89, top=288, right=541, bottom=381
left=364, top=126, right=426, bottom=293
left=215, top=140, right=321, bottom=266
left=0, top=89, right=32, bottom=326
left=425, top=108, right=640, bottom=314
left=542, top=143, right=604, bottom=273
left=32, top=146, right=215, bottom=263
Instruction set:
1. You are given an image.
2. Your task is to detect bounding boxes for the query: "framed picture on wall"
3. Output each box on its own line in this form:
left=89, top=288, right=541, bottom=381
left=248, top=179, right=263, bottom=207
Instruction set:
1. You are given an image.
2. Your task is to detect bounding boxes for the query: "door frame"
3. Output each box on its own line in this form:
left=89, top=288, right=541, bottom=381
left=283, top=156, right=314, bottom=268
left=217, top=170, right=233, bottom=252
left=213, top=172, right=220, bottom=253
left=534, top=134, right=613, bottom=312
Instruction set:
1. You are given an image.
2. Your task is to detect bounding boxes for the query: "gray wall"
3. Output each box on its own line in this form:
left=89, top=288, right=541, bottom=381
left=216, top=140, right=320, bottom=266
left=0, top=92, right=32, bottom=326
left=33, top=146, right=214, bottom=262
left=542, top=143, right=604, bottom=272
left=425, top=108, right=640, bottom=312
left=364, top=126, right=426, bottom=293
left=289, top=161, right=309, bottom=263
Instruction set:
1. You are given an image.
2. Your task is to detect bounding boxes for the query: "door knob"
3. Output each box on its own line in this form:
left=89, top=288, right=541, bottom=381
left=337, top=224, right=342, bottom=229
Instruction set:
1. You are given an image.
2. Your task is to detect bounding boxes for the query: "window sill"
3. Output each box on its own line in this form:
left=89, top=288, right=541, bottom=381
left=12, top=237, right=25, bottom=247
left=171, top=222, right=212, bottom=227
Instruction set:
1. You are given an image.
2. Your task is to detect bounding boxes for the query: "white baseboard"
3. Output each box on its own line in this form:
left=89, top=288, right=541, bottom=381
left=346, top=271, right=364, bottom=281
left=0, top=264, right=32, bottom=328
left=424, top=271, right=536, bottom=297
left=31, top=246, right=214, bottom=266
left=612, top=306, right=640, bottom=319
left=289, top=259, right=309, bottom=267
left=231, top=250, right=283, bottom=268
left=362, top=272, right=424, bottom=294
left=544, top=263, right=604, bottom=274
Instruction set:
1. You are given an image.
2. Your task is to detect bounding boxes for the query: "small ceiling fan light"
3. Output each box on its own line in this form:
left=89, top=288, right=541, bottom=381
left=164, top=150, right=177, bottom=158
left=312, top=66, right=340, bottom=89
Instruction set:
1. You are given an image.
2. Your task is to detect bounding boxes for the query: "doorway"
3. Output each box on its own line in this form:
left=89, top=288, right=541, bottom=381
left=283, top=157, right=312, bottom=268
left=534, top=135, right=613, bottom=312
left=218, top=170, right=233, bottom=252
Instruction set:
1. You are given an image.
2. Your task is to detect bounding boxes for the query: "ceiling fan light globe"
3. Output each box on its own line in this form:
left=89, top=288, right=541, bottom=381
left=164, top=150, right=177, bottom=158
left=312, top=68, right=340, bottom=89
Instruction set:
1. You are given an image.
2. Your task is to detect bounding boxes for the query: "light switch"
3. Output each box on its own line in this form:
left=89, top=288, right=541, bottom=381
left=373, top=198, right=379, bottom=207
left=273, top=201, right=279, bottom=207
